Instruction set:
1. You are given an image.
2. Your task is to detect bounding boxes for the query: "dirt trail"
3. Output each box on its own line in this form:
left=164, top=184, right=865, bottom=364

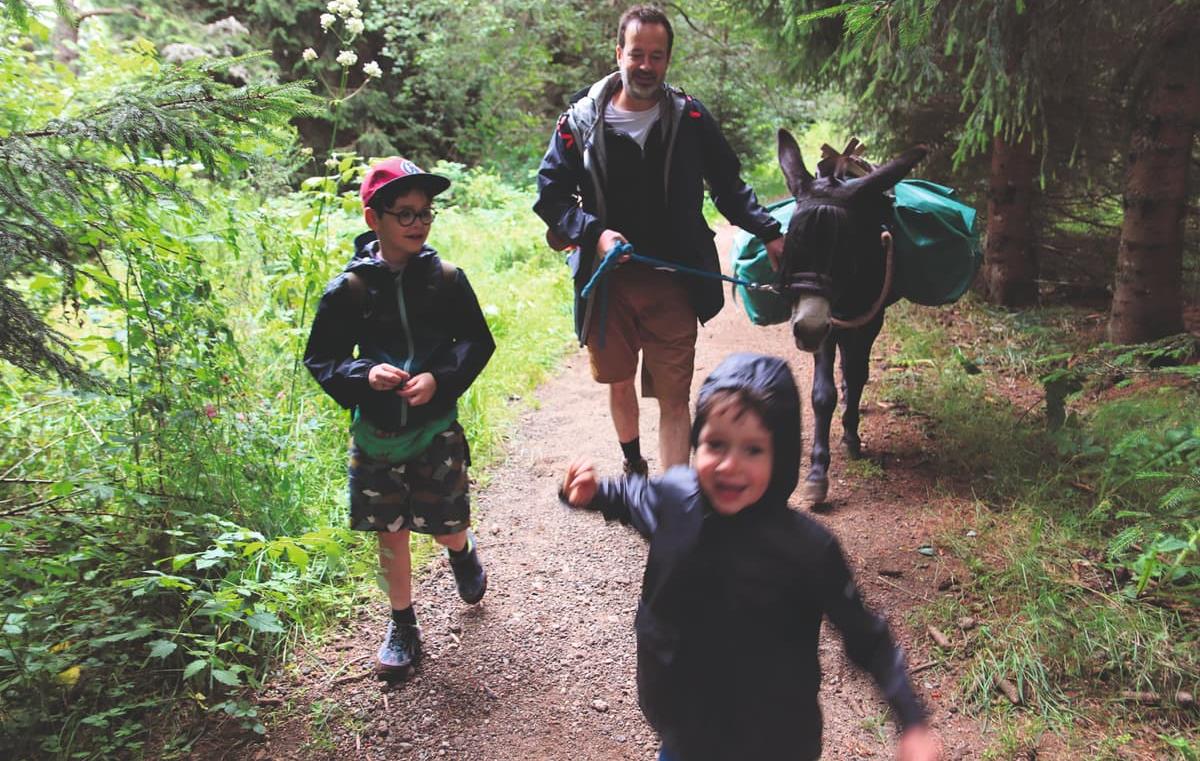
left=230, top=228, right=985, bottom=761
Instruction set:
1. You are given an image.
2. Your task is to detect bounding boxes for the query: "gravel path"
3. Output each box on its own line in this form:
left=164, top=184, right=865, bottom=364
left=229, top=228, right=985, bottom=761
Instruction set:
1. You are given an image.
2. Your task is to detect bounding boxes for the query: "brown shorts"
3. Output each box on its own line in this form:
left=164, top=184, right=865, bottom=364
left=585, top=264, right=697, bottom=401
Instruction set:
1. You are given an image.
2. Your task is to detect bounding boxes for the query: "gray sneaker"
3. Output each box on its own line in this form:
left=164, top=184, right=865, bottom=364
left=448, top=534, right=487, bottom=604
left=377, top=620, right=421, bottom=674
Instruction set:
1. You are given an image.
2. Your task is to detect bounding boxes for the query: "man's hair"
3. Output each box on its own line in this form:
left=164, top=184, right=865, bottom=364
left=367, top=182, right=430, bottom=215
left=617, top=5, right=673, bottom=53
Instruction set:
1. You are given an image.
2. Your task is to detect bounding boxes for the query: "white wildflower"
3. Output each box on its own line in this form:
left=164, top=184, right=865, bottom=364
left=346, top=17, right=364, bottom=35
left=362, top=60, right=382, bottom=78
left=301, top=47, right=318, bottom=62
left=320, top=13, right=336, bottom=30
left=324, top=157, right=339, bottom=169
left=351, top=7, right=362, bottom=17
left=327, top=0, right=341, bottom=13
left=336, top=49, right=358, bottom=67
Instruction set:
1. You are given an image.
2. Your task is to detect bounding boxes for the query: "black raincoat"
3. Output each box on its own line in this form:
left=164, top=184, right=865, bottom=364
left=580, top=353, right=925, bottom=760
left=304, top=232, right=495, bottom=432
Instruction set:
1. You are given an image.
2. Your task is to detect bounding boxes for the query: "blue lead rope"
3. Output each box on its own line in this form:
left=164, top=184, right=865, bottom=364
left=580, top=242, right=777, bottom=300
left=579, top=242, right=778, bottom=348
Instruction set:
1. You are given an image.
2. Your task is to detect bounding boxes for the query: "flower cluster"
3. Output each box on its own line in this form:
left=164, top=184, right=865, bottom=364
left=326, top=0, right=362, bottom=19
left=301, top=0, right=383, bottom=79
left=320, top=0, right=363, bottom=37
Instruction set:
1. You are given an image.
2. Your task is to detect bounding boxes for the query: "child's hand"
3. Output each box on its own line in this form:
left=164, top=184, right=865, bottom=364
left=895, top=724, right=940, bottom=761
left=561, top=459, right=597, bottom=507
left=398, top=372, right=437, bottom=405
left=369, top=363, right=409, bottom=391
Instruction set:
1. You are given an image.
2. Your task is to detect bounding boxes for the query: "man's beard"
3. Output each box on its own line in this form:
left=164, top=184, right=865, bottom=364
left=620, top=69, right=661, bottom=102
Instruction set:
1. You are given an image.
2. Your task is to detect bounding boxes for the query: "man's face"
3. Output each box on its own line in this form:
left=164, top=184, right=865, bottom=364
left=616, top=20, right=670, bottom=104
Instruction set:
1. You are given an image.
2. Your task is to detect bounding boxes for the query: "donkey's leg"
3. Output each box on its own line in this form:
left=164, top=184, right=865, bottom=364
left=805, top=338, right=838, bottom=505
left=838, top=318, right=884, bottom=459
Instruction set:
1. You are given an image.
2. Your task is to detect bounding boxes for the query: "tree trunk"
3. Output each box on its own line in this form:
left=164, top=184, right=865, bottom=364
left=981, top=135, right=1037, bottom=307
left=1108, top=19, right=1198, bottom=344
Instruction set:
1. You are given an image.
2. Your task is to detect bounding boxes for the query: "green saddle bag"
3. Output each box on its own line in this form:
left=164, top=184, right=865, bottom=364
left=728, top=180, right=981, bottom=325
left=888, top=179, right=981, bottom=306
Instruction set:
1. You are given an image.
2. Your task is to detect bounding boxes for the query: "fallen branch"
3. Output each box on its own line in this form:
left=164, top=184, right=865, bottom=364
left=327, top=654, right=370, bottom=685
left=874, top=575, right=933, bottom=603
left=910, top=660, right=939, bottom=674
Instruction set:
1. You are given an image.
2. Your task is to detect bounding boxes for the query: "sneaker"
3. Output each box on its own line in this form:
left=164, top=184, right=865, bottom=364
left=377, top=620, right=421, bottom=673
left=447, top=534, right=487, bottom=604
left=623, top=457, right=649, bottom=477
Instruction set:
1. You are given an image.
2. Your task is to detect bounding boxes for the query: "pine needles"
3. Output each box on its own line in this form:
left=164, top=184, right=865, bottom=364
left=0, top=53, right=319, bottom=386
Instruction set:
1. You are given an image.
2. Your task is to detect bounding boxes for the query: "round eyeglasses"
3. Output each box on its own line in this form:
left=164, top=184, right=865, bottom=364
left=380, top=207, right=436, bottom=226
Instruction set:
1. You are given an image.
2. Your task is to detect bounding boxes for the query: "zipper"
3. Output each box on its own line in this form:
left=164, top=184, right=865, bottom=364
left=395, top=265, right=415, bottom=427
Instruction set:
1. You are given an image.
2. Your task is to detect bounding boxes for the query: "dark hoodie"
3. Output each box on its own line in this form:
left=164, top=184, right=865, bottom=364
left=304, top=231, right=495, bottom=432
left=582, top=353, right=925, bottom=760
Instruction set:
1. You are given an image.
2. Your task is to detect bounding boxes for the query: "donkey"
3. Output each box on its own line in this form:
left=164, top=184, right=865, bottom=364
left=775, top=128, right=927, bottom=506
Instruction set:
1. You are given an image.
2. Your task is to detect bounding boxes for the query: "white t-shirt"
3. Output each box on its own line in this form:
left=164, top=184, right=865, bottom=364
left=604, top=101, right=662, bottom=150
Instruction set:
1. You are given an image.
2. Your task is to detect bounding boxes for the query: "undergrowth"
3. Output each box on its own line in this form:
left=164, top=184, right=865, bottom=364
left=879, top=298, right=1199, bottom=757
left=0, top=158, right=571, bottom=759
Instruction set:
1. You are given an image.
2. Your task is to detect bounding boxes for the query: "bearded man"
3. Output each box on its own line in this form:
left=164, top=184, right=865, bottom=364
left=534, top=4, right=785, bottom=474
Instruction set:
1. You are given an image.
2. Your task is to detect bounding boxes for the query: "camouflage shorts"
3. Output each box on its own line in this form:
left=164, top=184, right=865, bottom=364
left=347, top=421, right=472, bottom=535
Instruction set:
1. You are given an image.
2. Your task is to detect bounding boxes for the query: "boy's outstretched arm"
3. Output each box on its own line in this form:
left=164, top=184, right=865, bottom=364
left=559, top=459, right=659, bottom=538
left=819, top=536, right=939, bottom=759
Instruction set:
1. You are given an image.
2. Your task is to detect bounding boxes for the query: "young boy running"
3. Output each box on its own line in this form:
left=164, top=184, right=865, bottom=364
left=305, top=158, right=495, bottom=676
left=561, top=353, right=940, bottom=760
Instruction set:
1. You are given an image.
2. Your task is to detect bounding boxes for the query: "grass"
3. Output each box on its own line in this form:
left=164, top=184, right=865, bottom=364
left=877, top=299, right=1200, bottom=757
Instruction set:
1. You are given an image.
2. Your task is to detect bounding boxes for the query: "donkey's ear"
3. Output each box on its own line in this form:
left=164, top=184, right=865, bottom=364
left=777, top=128, right=812, bottom=197
left=847, top=145, right=928, bottom=200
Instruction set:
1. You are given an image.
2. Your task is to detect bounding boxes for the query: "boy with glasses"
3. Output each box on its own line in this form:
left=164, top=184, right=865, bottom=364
left=305, top=157, right=495, bottom=677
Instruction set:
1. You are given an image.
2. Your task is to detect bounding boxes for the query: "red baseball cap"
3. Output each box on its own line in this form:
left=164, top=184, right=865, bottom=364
left=359, top=157, right=451, bottom=207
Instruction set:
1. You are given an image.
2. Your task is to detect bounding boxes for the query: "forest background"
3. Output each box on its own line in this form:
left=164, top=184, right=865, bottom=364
left=0, top=0, right=1197, bottom=758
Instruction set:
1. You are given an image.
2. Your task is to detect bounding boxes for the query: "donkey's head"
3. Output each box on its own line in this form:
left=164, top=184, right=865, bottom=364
left=776, top=129, right=926, bottom=352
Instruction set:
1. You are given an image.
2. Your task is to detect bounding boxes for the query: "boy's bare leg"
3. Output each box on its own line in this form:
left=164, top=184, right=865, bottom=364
left=658, top=396, right=691, bottom=468
left=378, top=530, right=412, bottom=609
left=609, top=377, right=640, bottom=443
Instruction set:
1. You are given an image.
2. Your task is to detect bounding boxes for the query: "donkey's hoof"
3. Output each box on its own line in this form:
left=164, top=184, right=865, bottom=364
left=843, top=437, right=863, bottom=459
left=802, top=478, right=829, bottom=508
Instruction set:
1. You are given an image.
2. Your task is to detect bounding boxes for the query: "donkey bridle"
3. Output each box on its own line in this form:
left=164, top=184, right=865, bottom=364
left=777, top=230, right=895, bottom=330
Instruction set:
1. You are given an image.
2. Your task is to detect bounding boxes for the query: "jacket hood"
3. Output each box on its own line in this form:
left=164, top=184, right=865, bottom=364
left=691, top=353, right=802, bottom=507
left=346, top=230, right=436, bottom=274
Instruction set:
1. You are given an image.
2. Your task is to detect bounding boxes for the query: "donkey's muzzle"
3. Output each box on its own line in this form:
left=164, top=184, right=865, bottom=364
left=791, top=294, right=831, bottom=353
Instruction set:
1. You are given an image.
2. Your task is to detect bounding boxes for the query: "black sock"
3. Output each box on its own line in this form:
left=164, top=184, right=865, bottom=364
left=391, top=605, right=416, bottom=627
left=620, top=437, right=642, bottom=463
left=447, top=535, right=472, bottom=558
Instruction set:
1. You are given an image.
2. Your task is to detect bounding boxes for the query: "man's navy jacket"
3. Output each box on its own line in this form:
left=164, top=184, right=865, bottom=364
left=534, top=73, right=782, bottom=343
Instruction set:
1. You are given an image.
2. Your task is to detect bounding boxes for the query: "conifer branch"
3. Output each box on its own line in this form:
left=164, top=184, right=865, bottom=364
left=0, top=57, right=319, bottom=385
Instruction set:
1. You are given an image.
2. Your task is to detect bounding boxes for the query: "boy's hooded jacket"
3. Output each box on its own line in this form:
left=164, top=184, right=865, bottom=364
left=304, top=231, right=494, bottom=432
left=583, top=353, right=925, bottom=760
left=533, top=73, right=782, bottom=343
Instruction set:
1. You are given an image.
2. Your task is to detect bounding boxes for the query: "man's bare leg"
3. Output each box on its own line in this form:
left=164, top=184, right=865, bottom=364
left=609, top=377, right=640, bottom=443
left=658, top=396, right=691, bottom=468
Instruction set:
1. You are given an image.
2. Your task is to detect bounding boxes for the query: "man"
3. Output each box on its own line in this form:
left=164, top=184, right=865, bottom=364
left=534, top=4, right=785, bottom=475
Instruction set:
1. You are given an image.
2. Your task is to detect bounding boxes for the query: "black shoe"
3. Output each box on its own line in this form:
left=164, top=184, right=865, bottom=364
left=377, top=620, right=421, bottom=673
left=448, top=533, right=487, bottom=604
left=623, top=457, right=649, bottom=477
